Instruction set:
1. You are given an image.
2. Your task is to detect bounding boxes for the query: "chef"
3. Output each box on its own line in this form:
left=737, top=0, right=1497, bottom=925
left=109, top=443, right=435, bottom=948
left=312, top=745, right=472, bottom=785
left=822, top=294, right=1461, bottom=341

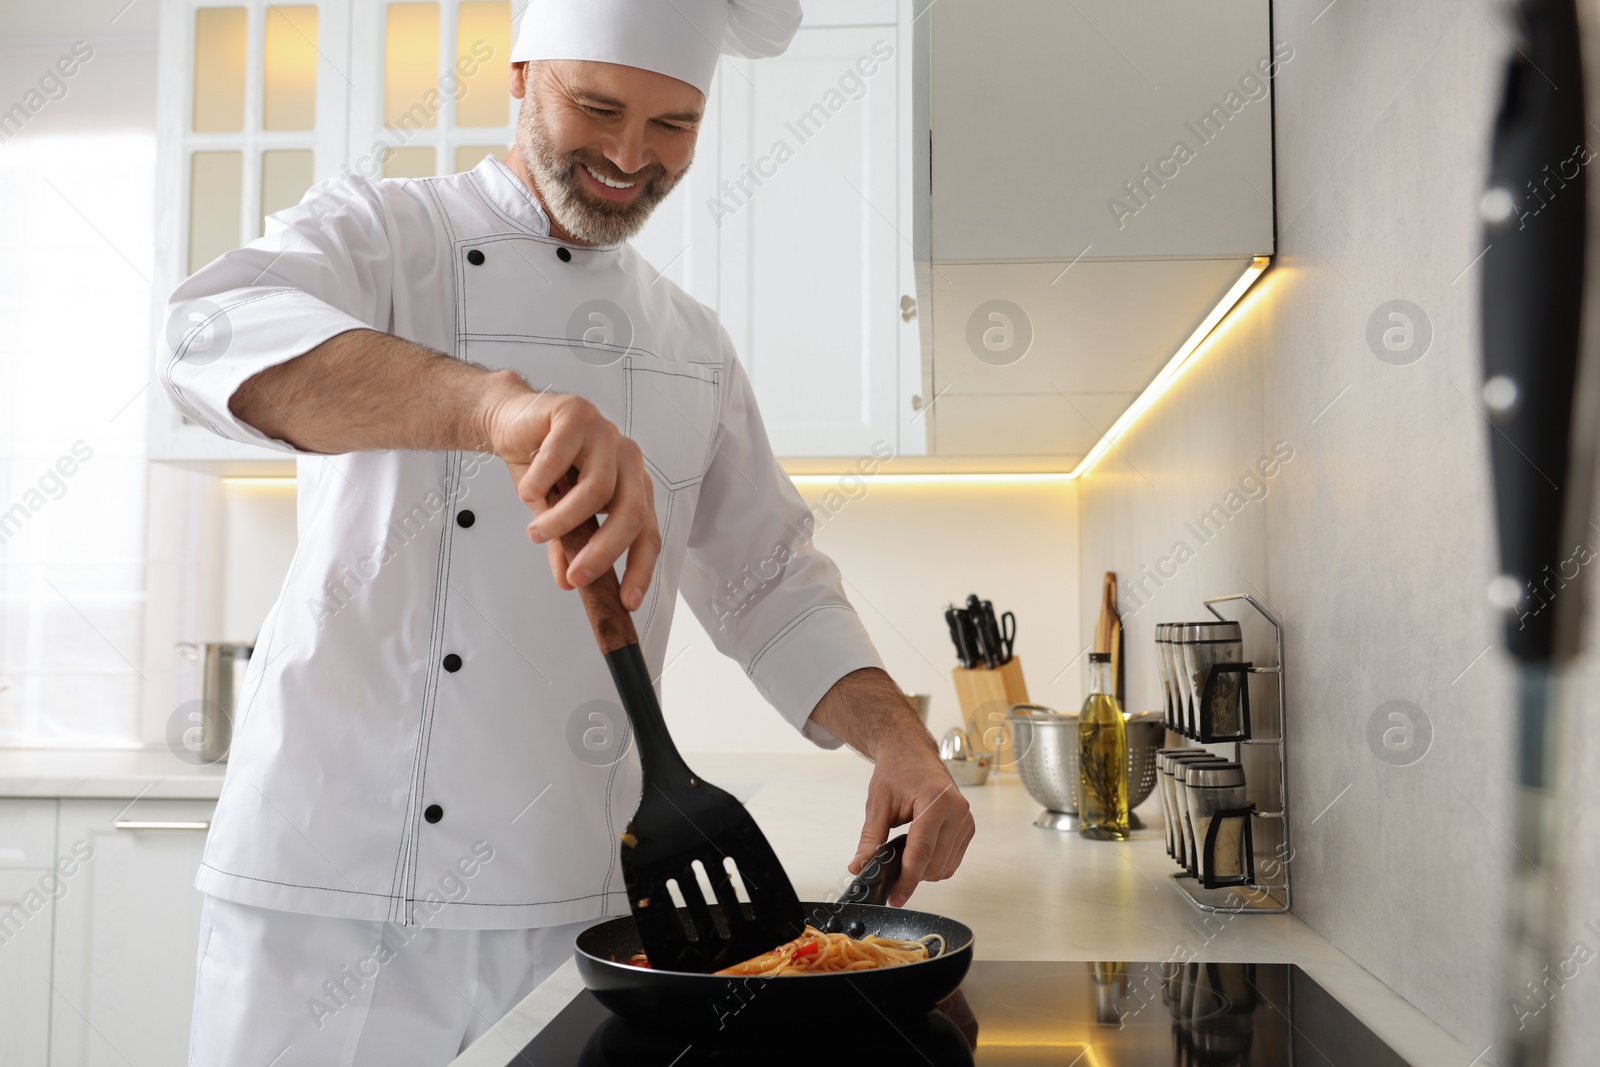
left=161, top=1, right=973, bottom=1063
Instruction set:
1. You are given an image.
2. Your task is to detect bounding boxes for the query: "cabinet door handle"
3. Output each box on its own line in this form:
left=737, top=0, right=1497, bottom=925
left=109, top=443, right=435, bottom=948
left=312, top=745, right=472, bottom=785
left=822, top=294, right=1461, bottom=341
left=112, top=820, right=211, bottom=831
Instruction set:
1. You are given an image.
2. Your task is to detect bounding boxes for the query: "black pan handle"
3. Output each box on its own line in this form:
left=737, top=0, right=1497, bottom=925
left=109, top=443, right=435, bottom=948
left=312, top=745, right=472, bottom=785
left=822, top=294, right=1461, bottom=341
left=842, top=834, right=908, bottom=907
left=1480, top=0, right=1587, bottom=664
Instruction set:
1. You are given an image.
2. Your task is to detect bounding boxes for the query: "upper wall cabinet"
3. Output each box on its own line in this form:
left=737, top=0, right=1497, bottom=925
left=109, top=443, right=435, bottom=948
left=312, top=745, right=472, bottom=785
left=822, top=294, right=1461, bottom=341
left=631, top=0, right=921, bottom=461
left=912, top=0, right=1276, bottom=466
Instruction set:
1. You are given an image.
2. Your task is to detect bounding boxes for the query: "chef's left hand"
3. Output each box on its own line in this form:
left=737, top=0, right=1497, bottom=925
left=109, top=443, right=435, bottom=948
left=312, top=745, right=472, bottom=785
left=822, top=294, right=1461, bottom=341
left=808, top=668, right=976, bottom=907
left=850, top=734, right=975, bottom=907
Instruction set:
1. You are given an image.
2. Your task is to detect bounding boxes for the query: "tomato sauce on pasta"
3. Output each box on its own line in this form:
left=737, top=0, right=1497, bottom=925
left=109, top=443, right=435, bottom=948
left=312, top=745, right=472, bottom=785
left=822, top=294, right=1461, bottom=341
left=625, top=924, right=945, bottom=976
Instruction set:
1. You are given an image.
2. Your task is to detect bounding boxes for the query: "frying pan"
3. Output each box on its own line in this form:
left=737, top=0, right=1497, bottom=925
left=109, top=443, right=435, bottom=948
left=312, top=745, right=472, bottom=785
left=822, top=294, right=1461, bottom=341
left=574, top=900, right=974, bottom=1035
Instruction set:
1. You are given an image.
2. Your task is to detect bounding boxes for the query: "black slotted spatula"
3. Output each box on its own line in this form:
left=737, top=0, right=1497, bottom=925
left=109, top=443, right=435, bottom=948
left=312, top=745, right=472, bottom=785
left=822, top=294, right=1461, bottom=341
left=548, top=475, right=805, bottom=973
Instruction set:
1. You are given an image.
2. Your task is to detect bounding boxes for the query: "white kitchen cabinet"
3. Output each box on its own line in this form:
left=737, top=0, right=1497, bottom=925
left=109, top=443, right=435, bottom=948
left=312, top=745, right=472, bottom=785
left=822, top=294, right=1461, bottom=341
left=48, top=798, right=215, bottom=1067
left=0, top=866, right=57, bottom=1066
left=912, top=0, right=1276, bottom=464
left=706, top=2, right=920, bottom=458
left=0, top=799, right=60, bottom=1066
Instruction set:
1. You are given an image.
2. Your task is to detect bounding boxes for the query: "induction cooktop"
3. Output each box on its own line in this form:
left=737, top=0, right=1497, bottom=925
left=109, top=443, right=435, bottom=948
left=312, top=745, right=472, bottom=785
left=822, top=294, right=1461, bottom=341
left=512, top=960, right=1412, bottom=1066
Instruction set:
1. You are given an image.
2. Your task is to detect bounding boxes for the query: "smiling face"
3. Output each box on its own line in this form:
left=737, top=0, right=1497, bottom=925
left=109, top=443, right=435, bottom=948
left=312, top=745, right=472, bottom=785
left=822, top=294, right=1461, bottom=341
left=507, top=59, right=703, bottom=245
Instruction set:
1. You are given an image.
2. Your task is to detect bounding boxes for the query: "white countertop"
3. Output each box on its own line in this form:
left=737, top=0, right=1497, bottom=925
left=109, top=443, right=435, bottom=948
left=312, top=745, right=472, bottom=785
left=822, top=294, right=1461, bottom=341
left=0, top=748, right=228, bottom=799
left=448, top=752, right=1472, bottom=1067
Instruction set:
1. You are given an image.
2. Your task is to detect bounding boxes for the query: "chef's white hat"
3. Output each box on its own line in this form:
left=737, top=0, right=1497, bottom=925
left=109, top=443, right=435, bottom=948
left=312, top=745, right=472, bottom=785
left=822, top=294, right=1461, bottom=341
left=509, top=0, right=803, bottom=95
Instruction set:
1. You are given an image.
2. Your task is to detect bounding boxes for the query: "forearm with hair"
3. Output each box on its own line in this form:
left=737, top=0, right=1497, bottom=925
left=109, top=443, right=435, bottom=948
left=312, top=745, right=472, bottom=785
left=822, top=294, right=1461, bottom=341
left=227, top=327, right=528, bottom=454
left=807, top=667, right=938, bottom=761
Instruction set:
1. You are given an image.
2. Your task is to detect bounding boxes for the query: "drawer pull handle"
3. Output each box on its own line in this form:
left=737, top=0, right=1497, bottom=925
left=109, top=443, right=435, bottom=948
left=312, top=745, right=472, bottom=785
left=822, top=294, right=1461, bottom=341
left=112, top=820, right=211, bottom=831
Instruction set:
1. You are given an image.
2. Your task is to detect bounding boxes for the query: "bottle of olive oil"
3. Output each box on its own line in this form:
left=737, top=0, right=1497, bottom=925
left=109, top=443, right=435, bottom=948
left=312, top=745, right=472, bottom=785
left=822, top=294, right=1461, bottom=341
left=1078, top=652, right=1130, bottom=841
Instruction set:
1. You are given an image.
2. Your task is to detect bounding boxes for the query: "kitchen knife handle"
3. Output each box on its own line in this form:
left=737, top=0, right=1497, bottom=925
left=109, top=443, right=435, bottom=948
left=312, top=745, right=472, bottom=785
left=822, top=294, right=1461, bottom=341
left=952, top=606, right=979, bottom=668
left=972, top=597, right=1002, bottom=669
left=944, top=605, right=968, bottom=667
left=546, top=470, right=641, bottom=655
left=1480, top=0, right=1588, bottom=664
left=968, top=609, right=997, bottom=669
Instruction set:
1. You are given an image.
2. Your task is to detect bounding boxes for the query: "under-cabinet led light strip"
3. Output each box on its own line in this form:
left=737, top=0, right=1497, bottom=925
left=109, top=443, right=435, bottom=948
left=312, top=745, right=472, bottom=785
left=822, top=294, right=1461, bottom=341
left=785, top=472, right=1071, bottom=486
left=220, top=259, right=1266, bottom=489
left=1067, top=255, right=1271, bottom=480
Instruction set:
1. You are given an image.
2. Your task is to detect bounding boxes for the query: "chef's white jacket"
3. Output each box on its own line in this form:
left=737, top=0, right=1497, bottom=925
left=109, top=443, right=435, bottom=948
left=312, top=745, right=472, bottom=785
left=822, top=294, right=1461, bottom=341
left=161, top=155, right=884, bottom=929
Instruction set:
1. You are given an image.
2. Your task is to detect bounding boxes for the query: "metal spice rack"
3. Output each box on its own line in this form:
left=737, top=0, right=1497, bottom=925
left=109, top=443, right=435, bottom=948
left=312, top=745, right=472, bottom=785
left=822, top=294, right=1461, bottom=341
left=1170, top=593, right=1291, bottom=914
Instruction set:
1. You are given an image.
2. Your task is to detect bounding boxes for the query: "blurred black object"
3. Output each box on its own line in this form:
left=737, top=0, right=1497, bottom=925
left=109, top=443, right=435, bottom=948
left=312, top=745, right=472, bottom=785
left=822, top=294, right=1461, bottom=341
left=1480, top=2, right=1593, bottom=1065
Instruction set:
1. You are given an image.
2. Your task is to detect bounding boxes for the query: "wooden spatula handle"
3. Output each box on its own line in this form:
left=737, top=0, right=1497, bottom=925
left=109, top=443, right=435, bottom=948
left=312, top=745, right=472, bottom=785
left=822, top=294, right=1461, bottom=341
left=546, top=471, right=640, bottom=655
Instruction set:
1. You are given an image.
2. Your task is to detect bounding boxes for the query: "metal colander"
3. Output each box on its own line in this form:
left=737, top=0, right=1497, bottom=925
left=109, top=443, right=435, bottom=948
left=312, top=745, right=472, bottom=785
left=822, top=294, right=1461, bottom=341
left=1006, top=705, right=1162, bottom=818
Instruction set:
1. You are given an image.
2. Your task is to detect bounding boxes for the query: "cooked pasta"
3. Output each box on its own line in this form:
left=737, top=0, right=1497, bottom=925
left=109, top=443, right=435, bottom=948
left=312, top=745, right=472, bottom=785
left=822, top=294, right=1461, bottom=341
left=625, top=925, right=945, bottom=976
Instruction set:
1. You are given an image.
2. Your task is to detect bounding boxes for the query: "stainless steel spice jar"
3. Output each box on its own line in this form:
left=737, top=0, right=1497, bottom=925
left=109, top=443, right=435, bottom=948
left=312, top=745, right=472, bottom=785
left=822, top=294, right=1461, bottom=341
left=1154, top=749, right=1198, bottom=858
left=1178, top=621, right=1244, bottom=740
left=1185, top=762, right=1251, bottom=886
left=1154, top=624, right=1177, bottom=730
left=1167, top=753, right=1233, bottom=870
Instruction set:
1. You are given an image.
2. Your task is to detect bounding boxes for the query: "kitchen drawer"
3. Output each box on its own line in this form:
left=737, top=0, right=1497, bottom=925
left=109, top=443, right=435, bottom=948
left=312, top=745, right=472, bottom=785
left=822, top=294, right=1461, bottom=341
left=0, top=799, right=57, bottom=868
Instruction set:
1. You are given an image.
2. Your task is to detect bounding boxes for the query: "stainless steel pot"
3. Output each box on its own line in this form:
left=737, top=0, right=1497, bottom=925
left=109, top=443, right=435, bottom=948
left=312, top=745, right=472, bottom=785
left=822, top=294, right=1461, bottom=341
left=1007, top=705, right=1163, bottom=831
left=174, top=641, right=252, bottom=764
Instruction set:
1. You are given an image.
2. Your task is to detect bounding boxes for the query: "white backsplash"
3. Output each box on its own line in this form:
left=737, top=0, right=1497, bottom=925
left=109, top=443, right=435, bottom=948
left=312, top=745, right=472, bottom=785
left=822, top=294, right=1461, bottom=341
left=176, top=476, right=1082, bottom=755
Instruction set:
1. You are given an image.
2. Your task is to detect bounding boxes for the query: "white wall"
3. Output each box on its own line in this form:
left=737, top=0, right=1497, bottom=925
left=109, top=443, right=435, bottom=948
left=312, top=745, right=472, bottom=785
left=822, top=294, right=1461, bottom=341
left=661, top=479, right=1082, bottom=752
left=186, top=476, right=1082, bottom=754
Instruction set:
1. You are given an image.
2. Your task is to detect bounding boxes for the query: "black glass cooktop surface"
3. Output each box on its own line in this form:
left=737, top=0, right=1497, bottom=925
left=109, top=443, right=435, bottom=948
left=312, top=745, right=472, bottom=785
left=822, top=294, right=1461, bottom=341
left=513, top=960, right=1412, bottom=1066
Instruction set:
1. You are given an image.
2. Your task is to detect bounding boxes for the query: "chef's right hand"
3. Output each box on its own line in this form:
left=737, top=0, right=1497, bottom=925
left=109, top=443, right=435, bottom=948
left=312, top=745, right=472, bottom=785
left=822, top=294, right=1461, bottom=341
left=479, top=373, right=660, bottom=610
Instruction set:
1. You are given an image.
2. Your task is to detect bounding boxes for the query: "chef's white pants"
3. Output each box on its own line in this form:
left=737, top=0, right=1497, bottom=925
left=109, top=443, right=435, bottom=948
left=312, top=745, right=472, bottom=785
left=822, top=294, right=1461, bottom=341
left=188, top=894, right=592, bottom=1067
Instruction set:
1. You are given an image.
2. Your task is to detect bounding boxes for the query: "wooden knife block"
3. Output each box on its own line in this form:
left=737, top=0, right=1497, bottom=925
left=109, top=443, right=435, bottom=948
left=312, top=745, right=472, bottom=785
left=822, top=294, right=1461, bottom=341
left=951, top=657, right=1029, bottom=769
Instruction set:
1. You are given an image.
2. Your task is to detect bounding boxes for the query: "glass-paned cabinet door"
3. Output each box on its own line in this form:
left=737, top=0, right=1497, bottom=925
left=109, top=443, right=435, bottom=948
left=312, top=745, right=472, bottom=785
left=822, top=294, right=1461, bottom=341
left=348, top=0, right=514, bottom=180
left=153, top=0, right=354, bottom=464
left=159, top=0, right=353, bottom=278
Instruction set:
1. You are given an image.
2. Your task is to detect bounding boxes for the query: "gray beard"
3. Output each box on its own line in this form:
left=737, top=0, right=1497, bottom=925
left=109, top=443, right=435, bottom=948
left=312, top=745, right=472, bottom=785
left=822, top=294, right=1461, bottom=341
left=514, top=91, right=689, bottom=245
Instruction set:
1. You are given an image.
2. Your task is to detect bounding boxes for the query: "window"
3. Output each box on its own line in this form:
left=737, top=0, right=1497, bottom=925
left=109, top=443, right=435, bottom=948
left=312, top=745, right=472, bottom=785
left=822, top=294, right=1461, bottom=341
left=0, top=133, right=156, bottom=746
